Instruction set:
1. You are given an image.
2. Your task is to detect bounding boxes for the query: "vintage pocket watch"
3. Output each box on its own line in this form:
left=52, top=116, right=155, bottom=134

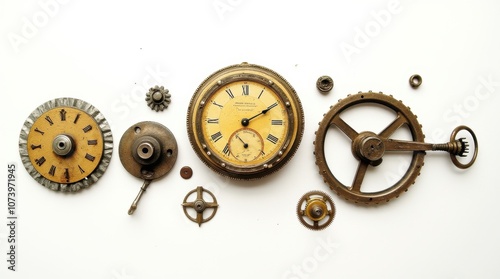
left=187, top=63, right=304, bottom=179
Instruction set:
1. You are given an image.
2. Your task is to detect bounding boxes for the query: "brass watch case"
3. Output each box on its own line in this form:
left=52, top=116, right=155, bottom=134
left=187, top=63, right=304, bottom=179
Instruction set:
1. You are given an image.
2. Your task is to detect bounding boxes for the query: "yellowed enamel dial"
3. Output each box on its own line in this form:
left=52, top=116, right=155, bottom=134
left=187, top=63, right=304, bottom=179
left=19, top=98, right=113, bottom=192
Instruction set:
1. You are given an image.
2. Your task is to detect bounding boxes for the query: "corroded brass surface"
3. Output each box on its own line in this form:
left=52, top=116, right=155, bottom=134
left=316, top=76, right=334, bottom=93
left=409, top=74, right=422, bottom=88
left=314, top=92, right=478, bottom=205
left=182, top=186, right=218, bottom=227
left=119, top=121, right=178, bottom=214
left=297, top=191, right=335, bottom=230
left=119, top=121, right=177, bottom=180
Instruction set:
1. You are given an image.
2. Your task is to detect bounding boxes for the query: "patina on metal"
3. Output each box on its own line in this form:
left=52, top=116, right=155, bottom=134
left=316, top=75, right=334, bottom=93
left=297, top=191, right=335, bottom=231
left=409, top=74, right=422, bottom=88
left=182, top=186, right=218, bottom=227
left=119, top=121, right=178, bottom=214
left=180, top=166, right=193, bottom=179
left=314, top=92, right=478, bottom=205
left=146, top=85, right=171, bottom=112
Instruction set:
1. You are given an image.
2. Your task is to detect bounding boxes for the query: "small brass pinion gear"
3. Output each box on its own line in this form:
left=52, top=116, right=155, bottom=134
left=146, top=85, right=171, bottom=111
left=297, top=191, right=335, bottom=230
left=314, top=91, right=425, bottom=205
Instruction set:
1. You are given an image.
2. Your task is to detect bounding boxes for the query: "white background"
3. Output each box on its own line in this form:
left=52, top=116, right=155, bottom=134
left=1, top=0, right=499, bottom=278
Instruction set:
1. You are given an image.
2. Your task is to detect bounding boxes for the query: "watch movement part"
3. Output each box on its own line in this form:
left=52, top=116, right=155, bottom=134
left=316, top=76, right=334, bottom=93
left=314, top=91, right=478, bottom=205
left=297, top=191, right=335, bottom=230
left=119, top=121, right=178, bottom=214
left=180, top=166, right=193, bottom=179
left=182, top=186, right=218, bottom=227
left=19, top=97, right=113, bottom=192
left=409, top=74, right=422, bottom=88
left=146, top=85, right=171, bottom=111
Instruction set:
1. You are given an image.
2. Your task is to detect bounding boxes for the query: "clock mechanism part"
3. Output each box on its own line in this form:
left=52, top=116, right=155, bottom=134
left=316, top=75, right=334, bottom=93
left=409, top=74, right=422, bottom=89
left=182, top=186, right=218, bottom=227
left=118, top=121, right=178, bottom=214
left=180, top=166, right=193, bottom=179
left=314, top=91, right=478, bottom=205
left=19, top=98, right=113, bottom=192
left=187, top=62, right=305, bottom=180
left=297, top=191, right=335, bottom=231
left=146, top=85, right=171, bottom=111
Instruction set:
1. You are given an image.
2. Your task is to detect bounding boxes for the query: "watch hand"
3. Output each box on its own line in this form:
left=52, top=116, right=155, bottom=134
left=241, top=102, right=278, bottom=126
left=236, top=135, right=249, bottom=149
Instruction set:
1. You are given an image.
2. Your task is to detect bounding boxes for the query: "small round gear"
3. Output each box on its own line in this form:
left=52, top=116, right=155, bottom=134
left=146, top=85, right=171, bottom=112
left=182, top=186, right=218, bottom=227
left=314, top=91, right=425, bottom=205
left=297, top=191, right=335, bottom=230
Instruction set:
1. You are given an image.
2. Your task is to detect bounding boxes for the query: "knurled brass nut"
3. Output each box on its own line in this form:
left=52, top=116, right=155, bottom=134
left=316, top=76, right=334, bottom=93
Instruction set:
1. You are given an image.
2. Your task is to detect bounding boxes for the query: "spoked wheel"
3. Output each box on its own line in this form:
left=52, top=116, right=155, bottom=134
left=314, top=92, right=426, bottom=204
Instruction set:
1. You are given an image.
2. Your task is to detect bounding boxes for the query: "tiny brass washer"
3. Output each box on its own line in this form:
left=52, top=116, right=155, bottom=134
left=180, top=166, right=193, bottom=179
left=316, top=76, right=334, bottom=93
left=409, top=74, right=422, bottom=88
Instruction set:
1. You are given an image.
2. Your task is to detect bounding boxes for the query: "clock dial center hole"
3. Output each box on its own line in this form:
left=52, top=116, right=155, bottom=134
left=52, top=134, right=74, bottom=156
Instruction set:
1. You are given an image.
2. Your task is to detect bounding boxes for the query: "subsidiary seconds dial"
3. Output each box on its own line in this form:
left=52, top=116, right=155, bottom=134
left=187, top=63, right=304, bottom=179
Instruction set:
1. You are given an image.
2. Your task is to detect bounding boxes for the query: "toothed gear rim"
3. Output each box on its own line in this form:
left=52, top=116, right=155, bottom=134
left=19, top=97, right=113, bottom=192
left=314, top=92, right=425, bottom=204
left=297, top=190, right=335, bottom=230
left=146, top=85, right=171, bottom=112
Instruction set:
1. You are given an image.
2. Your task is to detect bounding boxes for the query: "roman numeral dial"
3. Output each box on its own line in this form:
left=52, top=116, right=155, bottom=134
left=188, top=63, right=304, bottom=179
left=24, top=106, right=106, bottom=185
left=199, top=80, right=288, bottom=165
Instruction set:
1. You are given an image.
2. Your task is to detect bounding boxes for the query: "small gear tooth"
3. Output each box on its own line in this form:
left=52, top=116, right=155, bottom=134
left=330, top=105, right=334, bottom=109
left=389, top=94, right=393, bottom=97
left=368, top=90, right=373, bottom=93
left=358, top=91, right=362, bottom=94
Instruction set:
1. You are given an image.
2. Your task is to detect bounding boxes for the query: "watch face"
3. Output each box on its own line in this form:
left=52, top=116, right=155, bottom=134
left=187, top=63, right=304, bottom=179
left=19, top=98, right=113, bottom=192
left=26, top=107, right=104, bottom=184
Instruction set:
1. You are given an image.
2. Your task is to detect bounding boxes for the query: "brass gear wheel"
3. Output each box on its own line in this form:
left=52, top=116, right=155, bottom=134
left=146, top=85, right=171, bottom=111
left=297, top=191, right=335, bottom=230
left=314, top=91, right=425, bottom=205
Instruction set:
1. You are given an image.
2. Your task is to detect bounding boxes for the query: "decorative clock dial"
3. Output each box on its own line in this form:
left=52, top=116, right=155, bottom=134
left=187, top=63, right=304, bottom=179
left=19, top=98, right=113, bottom=192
